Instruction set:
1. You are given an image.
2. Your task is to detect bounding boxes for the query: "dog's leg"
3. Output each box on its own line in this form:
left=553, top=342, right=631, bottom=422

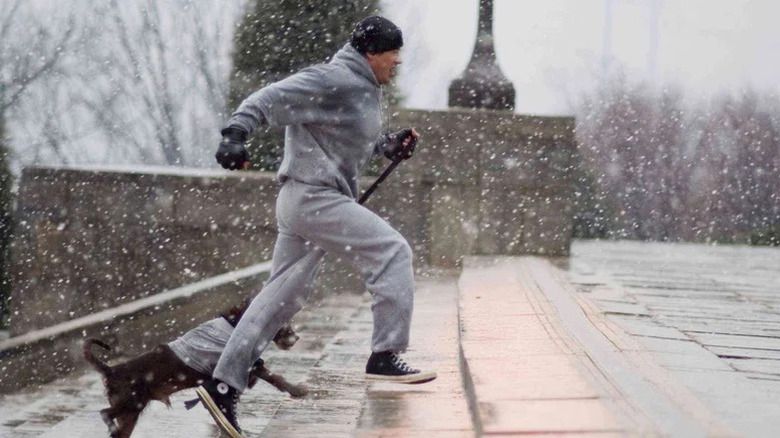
left=254, top=365, right=309, bottom=398
left=100, top=407, right=120, bottom=437
left=114, top=410, right=142, bottom=438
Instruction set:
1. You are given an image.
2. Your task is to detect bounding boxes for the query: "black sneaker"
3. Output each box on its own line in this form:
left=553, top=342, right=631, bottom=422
left=195, top=379, right=244, bottom=438
left=365, top=351, right=437, bottom=384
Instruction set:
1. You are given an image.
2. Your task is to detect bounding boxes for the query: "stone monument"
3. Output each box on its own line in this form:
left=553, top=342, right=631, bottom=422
left=448, top=0, right=516, bottom=110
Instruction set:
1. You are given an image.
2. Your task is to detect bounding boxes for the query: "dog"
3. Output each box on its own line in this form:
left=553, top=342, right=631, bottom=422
left=84, top=301, right=307, bottom=438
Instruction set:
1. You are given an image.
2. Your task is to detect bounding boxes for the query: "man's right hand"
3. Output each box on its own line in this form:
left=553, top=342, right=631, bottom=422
left=383, top=128, right=419, bottom=161
left=215, top=127, right=250, bottom=170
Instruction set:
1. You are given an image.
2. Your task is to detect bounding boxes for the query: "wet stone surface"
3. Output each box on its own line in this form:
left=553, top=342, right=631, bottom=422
left=0, top=275, right=469, bottom=437
left=0, top=292, right=361, bottom=437
left=567, top=239, right=780, bottom=436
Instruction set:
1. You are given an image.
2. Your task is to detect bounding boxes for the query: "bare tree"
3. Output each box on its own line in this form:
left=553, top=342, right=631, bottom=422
left=73, top=0, right=243, bottom=167
left=577, top=74, right=660, bottom=239
left=5, top=0, right=244, bottom=168
left=687, top=92, right=780, bottom=241
left=0, top=0, right=78, bottom=159
left=0, top=0, right=83, bottom=324
left=576, top=72, right=780, bottom=243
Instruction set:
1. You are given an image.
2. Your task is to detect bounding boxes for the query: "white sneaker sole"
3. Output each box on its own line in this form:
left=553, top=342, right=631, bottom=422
left=195, top=386, right=244, bottom=438
left=365, top=371, right=437, bottom=384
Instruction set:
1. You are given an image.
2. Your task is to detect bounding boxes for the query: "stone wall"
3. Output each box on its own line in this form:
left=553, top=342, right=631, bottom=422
left=0, top=263, right=270, bottom=394
left=9, top=108, right=576, bottom=335
left=10, top=167, right=280, bottom=335
left=391, top=108, right=577, bottom=266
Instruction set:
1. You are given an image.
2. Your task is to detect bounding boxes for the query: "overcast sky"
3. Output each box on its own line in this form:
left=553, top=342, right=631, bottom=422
left=382, top=0, right=780, bottom=116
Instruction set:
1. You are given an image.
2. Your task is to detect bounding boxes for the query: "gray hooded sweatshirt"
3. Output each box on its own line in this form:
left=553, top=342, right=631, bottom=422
left=227, top=43, right=387, bottom=199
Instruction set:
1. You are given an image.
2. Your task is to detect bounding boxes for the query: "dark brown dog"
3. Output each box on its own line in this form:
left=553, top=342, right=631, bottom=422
left=84, top=303, right=306, bottom=438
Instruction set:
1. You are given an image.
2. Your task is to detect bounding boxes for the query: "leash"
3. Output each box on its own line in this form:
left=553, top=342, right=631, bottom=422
left=358, top=157, right=403, bottom=205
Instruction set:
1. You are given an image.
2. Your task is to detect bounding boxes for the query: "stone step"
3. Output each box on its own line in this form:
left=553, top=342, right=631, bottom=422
left=458, top=256, right=629, bottom=436
left=259, top=275, right=472, bottom=437
left=456, top=256, right=743, bottom=437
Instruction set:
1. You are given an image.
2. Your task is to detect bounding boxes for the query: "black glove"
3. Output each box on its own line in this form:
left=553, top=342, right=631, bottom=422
left=383, top=128, right=417, bottom=161
left=215, top=127, right=250, bottom=170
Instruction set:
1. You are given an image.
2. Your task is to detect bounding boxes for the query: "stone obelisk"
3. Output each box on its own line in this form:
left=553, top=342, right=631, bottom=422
left=448, top=0, right=515, bottom=110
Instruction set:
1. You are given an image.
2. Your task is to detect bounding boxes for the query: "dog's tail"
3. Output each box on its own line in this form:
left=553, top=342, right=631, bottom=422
left=83, top=338, right=113, bottom=376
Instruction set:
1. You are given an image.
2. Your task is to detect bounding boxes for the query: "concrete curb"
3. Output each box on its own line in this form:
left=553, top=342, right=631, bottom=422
left=456, top=256, right=729, bottom=436
left=457, top=297, right=483, bottom=437
left=458, top=256, right=624, bottom=435
left=524, top=257, right=722, bottom=436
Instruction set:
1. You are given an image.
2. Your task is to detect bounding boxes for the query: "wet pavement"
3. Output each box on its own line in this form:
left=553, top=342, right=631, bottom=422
left=0, top=272, right=470, bottom=437
left=0, top=290, right=363, bottom=437
left=459, top=257, right=630, bottom=436
left=2, top=240, right=780, bottom=437
left=568, top=240, right=780, bottom=437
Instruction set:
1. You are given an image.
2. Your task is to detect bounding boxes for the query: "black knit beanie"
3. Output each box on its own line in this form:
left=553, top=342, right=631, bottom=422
left=350, top=16, right=403, bottom=54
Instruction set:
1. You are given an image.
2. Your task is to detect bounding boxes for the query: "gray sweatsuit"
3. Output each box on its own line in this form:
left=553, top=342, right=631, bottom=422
left=212, top=43, right=414, bottom=392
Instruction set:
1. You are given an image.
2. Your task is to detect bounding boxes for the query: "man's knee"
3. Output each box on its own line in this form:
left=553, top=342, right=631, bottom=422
left=365, top=233, right=413, bottom=283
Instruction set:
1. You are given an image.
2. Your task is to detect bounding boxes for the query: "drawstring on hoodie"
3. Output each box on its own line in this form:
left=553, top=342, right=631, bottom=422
left=382, top=87, right=390, bottom=135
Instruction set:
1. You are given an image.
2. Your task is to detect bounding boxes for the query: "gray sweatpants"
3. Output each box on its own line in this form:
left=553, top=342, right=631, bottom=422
left=213, top=180, right=415, bottom=392
left=168, top=317, right=234, bottom=376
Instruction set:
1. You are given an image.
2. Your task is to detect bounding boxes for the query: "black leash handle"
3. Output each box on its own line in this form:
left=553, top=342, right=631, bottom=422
left=358, top=157, right=402, bottom=205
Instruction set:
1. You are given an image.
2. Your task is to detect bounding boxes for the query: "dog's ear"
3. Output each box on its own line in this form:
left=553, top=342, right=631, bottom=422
left=272, top=324, right=299, bottom=350
left=218, top=299, right=251, bottom=327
